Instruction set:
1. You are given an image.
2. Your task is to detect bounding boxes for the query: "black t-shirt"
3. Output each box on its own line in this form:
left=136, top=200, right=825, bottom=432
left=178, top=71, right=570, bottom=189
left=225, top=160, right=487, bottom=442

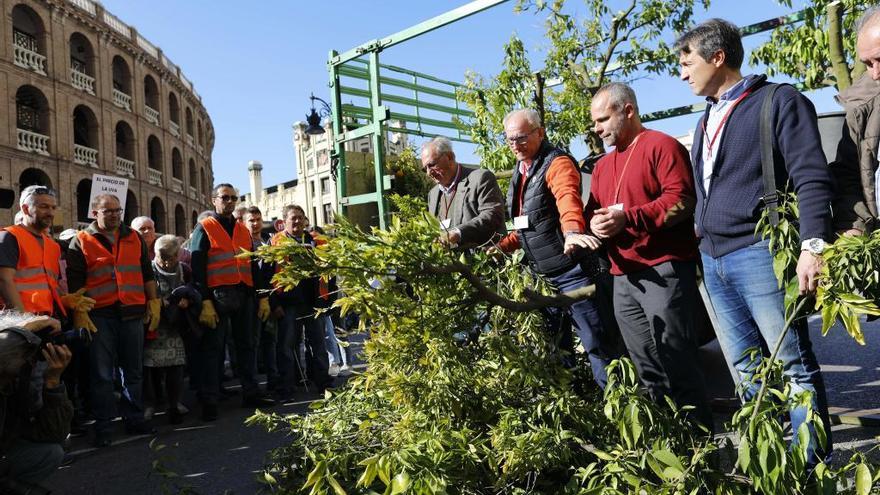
left=0, top=229, right=44, bottom=268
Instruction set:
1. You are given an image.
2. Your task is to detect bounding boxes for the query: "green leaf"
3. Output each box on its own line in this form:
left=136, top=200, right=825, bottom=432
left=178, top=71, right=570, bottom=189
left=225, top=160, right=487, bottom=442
left=389, top=472, right=411, bottom=495
left=738, top=437, right=751, bottom=472
left=855, top=463, right=871, bottom=495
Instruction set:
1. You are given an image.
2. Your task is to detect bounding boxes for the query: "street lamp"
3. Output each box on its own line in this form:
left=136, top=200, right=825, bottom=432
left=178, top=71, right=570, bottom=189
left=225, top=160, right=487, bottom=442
left=305, top=93, right=332, bottom=135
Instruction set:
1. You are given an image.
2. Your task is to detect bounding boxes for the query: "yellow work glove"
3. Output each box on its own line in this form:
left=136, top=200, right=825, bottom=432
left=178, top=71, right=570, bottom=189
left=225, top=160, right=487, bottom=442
left=199, top=300, right=219, bottom=329
left=257, top=298, right=271, bottom=322
left=60, top=288, right=96, bottom=313
left=145, top=298, right=162, bottom=333
left=73, top=309, right=97, bottom=334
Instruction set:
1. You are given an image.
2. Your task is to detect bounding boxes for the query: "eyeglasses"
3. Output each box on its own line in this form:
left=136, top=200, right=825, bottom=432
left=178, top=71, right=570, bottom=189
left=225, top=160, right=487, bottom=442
left=97, top=208, right=123, bottom=215
left=504, top=128, right=538, bottom=147
left=214, top=195, right=238, bottom=202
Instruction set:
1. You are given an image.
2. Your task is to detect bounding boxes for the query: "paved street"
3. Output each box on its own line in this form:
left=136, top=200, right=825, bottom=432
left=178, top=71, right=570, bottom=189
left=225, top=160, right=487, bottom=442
left=45, top=318, right=880, bottom=494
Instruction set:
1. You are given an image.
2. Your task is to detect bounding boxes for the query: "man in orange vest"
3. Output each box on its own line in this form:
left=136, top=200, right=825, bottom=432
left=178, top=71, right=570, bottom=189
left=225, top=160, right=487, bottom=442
left=0, top=186, right=94, bottom=319
left=189, top=183, right=274, bottom=421
left=66, top=193, right=161, bottom=447
left=270, top=204, right=332, bottom=397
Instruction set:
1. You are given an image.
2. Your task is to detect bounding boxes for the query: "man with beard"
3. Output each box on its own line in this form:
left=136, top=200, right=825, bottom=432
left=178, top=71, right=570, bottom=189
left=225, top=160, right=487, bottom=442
left=578, top=82, right=711, bottom=428
left=0, top=186, right=93, bottom=319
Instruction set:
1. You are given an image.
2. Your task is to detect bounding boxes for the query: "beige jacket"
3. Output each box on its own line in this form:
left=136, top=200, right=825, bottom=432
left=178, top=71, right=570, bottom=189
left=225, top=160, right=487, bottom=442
left=831, top=74, right=880, bottom=232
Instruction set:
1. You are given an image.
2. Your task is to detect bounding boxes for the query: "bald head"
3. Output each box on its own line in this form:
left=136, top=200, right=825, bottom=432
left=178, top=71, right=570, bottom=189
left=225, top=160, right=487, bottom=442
left=857, top=7, right=880, bottom=81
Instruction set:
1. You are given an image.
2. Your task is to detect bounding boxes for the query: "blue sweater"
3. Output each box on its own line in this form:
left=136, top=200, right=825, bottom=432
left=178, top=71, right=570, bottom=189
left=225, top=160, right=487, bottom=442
left=691, top=75, right=833, bottom=258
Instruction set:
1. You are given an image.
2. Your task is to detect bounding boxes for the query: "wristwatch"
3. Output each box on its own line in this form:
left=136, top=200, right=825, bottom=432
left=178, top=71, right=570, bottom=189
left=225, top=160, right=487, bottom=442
left=800, top=238, right=827, bottom=255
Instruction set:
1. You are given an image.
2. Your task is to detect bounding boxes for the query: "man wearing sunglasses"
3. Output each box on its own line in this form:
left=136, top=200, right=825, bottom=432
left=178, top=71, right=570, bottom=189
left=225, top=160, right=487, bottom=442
left=189, top=184, right=275, bottom=422
left=66, top=193, right=161, bottom=447
left=423, top=137, right=505, bottom=249
left=495, top=109, right=618, bottom=389
left=0, top=186, right=94, bottom=321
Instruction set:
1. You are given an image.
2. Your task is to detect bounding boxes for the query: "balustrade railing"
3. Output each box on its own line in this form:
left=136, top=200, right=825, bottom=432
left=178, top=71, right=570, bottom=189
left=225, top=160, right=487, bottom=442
left=145, top=106, right=160, bottom=125
left=169, top=122, right=180, bottom=137
left=17, top=129, right=49, bottom=155
left=112, top=89, right=132, bottom=111
left=74, top=144, right=98, bottom=168
left=13, top=45, right=46, bottom=75
left=148, top=168, right=163, bottom=186
left=70, top=68, right=95, bottom=95
left=115, top=157, right=135, bottom=177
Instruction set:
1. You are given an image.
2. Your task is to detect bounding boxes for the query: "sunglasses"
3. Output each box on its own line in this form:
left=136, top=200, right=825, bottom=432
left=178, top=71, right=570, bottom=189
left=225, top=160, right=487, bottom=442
left=214, top=195, right=238, bottom=202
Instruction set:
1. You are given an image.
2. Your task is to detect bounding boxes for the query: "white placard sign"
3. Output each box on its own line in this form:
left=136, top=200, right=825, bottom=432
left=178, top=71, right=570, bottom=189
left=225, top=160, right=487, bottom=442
left=87, top=174, right=129, bottom=219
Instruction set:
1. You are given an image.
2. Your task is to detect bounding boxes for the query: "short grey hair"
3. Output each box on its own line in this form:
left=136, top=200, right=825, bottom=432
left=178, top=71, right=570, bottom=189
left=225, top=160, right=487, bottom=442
left=90, top=193, right=120, bottom=210
left=130, top=216, right=154, bottom=230
left=13, top=211, right=24, bottom=225
left=502, top=108, right=542, bottom=130
left=154, top=234, right=181, bottom=259
left=422, top=136, right=454, bottom=157
left=595, top=82, right=640, bottom=114
left=857, top=7, right=880, bottom=34
left=19, top=185, right=55, bottom=209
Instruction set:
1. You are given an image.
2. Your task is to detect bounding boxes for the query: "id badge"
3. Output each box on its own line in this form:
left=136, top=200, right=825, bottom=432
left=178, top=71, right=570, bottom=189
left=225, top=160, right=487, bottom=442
left=513, top=215, right=529, bottom=229
left=609, top=203, right=624, bottom=211
left=440, top=219, right=452, bottom=229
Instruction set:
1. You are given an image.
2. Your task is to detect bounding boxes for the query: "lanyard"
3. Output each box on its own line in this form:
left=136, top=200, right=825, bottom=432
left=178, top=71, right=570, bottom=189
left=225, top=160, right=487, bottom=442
left=701, top=88, right=753, bottom=160
left=441, top=165, right=461, bottom=220
left=612, top=132, right=644, bottom=204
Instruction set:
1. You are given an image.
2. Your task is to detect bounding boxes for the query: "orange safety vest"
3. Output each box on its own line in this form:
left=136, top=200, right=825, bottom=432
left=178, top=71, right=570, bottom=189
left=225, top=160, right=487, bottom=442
left=270, top=231, right=330, bottom=299
left=201, top=216, right=253, bottom=288
left=77, top=229, right=146, bottom=309
left=4, top=225, right=66, bottom=316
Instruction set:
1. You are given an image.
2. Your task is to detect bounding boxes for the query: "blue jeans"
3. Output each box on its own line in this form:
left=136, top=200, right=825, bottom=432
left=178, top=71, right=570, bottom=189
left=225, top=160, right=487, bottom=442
left=545, top=262, right=617, bottom=388
left=277, top=305, right=330, bottom=391
left=701, top=241, right=832, bottom=460
left=89, top=316, right=145, bottom=433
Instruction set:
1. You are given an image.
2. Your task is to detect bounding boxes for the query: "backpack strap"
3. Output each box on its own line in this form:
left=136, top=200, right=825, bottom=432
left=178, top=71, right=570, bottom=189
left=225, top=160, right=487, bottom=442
left=760, top=83, right=781, bottom=226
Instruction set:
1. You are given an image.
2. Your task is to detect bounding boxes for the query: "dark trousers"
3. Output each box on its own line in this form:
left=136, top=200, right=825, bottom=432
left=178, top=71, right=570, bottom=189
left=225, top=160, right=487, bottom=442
left=216, top=292, right=259, bottom=397
left=89, top=316, right=145, bottom=433
left=613, top=260, right=713, bottom=428
left=544, top=262, right=617, bottom=389
left=277, top=305, right=330, bottom=390
left=257, top=319, right=279, bottom=387
left=193, top=324, right=223, bottom=406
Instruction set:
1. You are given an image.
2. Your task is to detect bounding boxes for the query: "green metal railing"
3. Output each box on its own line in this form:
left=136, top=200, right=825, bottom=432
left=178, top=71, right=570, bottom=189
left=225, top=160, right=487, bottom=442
left=328, top=1, right=816, bottom=227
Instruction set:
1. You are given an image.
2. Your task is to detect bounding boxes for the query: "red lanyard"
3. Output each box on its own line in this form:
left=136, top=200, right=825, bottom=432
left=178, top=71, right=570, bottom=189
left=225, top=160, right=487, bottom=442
left=612, top=132, right=644, bottom=204
left=701, top=88, right=753, bottom=159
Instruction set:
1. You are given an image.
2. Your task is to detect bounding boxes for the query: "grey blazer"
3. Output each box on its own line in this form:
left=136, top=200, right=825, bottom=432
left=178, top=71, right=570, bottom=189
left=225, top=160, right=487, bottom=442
left=427, top=166, right=506, bottom=248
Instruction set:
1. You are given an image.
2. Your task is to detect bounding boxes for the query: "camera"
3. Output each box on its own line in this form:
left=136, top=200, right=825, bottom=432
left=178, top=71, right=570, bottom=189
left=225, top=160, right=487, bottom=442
left=35, top=327, right=89, bottom=349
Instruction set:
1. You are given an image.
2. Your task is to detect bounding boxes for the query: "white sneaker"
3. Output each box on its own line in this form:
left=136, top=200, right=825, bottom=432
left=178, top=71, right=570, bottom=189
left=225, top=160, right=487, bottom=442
left=328, top=363, right=341, bottom=377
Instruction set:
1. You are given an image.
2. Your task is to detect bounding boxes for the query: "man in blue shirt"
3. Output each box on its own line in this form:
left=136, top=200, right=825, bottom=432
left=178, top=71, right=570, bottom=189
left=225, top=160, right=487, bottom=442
left=675, top=18, right=834, bottom=463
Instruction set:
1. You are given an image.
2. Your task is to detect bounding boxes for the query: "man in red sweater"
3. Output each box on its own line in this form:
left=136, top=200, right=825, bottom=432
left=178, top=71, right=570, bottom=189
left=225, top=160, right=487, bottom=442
left=580, top=82, right=711, bottom=428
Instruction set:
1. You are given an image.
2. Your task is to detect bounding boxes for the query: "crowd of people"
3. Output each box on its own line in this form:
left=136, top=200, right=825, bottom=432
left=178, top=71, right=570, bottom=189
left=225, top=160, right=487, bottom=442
left=3, top=10, right=880, bottom=493
left=0, top=183, right=349, bottom=492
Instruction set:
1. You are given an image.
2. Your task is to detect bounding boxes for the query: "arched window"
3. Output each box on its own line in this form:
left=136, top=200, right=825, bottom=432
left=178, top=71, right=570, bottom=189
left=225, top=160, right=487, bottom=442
left=111, top=56, right=132, bottom=111
left=124, top=190, right=139, bottom=226
left=168, top=92, right=180, bottom=136
left=174, top=204, right=186, bottom=237
left=147, top=135, right=163, bottom=186
left=12, top=5, right=47, bottom=75
left=76, top=178, right=91, bottom=223
left=143, top=75, right=160, bottom=124
left=150, top=197, right=166, bottom=233
left=15, top=85, right=50, bottom=155
left=171, top=148, right=183, bottom=180
left=69, top=33, right=95, bottom=94
left=72, top=105, right=99, bottom=168
left=114, top=121, right=135, bottom=178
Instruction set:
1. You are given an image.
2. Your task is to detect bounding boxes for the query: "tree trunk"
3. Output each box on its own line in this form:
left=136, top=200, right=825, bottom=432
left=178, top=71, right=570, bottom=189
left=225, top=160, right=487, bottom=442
left=827, top=1, right=852, bottom=91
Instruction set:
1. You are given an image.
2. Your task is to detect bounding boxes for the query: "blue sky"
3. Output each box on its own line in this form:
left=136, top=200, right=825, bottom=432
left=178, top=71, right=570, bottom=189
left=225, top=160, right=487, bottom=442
left=101, top=1, right=841, bottom=192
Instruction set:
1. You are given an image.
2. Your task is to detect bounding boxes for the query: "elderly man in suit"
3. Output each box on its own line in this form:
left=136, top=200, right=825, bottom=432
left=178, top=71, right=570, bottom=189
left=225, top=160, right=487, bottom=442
left=423, top=137, right=505, bottom=249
